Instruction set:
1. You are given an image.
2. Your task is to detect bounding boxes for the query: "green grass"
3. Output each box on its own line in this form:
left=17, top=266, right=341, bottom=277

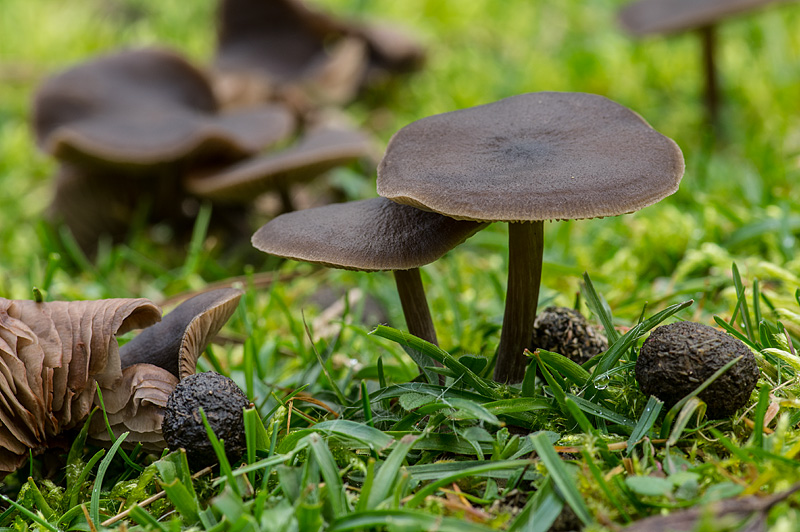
left=1, top=0, right=800, bottom=530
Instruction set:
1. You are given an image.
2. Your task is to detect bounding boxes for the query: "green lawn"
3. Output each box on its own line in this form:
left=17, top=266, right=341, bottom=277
left=1, top=0, right=800, bottom=530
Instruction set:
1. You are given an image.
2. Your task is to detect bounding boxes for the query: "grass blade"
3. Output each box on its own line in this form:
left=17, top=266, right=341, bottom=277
left=530, top=432, right=593, bottom=526
left=371, top=325, right=501, bottom=399
left=90, top=431, right=128, bottom=526
left=626, top=396, right=663, bottom=455
left=0, top=495, right=58, bottom=532
left=366, top=435, right=417, bottom=510
left=330, top=509, right=495, bottom=532
left=308, top=433, right=348, bottom=518
left=582, top=272, right=620, bottom=343
left=405, top=460, right=533, bottom=508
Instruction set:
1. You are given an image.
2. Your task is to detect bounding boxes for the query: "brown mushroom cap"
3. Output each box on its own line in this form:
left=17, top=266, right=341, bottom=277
left=216, top=0, right=342, bottom=85
left=251, top=197, right=486, bottom=271
left=619, top=0, right=785, bottom=36
left=214, top=0, right=423, bottom=107
left=377, top=92, right=684, bottom=223
left=33, top=48, right=296, bottom=169
left=183, top=126, right=373, bottom=203
left=119, top=288, right=243, bottom=379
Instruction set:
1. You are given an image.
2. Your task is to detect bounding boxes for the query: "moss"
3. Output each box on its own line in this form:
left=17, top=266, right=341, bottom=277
left=635, top=322, right=759, bottom=419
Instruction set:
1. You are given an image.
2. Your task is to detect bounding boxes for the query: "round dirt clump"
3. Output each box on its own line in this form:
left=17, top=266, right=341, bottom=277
left=635, top=322, right=759, bottom=419
left=163, top=372, right=250, bottom=469
left=530, top=307, right=608, bottom=366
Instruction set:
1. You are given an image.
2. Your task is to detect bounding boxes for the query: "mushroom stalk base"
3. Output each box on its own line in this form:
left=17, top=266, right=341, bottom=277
left=494, top=220, right=544, bottom=383
left=394, top=268, right=439, bottom=347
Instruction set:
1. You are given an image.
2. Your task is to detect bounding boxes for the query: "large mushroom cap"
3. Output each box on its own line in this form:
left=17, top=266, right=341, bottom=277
left=619, top=0, right=785, bottom=36
left=252, top=196, right=486, bottom=271
left=377, top=92, right=684, bottom=223
left=119, top=287, right=243, bottom=379
left=183, top=126, right=374, bottom=203
left=33, top=48, right=295, bottom=169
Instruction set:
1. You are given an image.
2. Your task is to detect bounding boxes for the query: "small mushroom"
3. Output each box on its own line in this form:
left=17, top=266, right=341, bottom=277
left=377, top=92, right=684, bottom=383
left=34, top=48, right=296, bottom=171
left=214, top=0, right=424, bottom=109
left=252, top=197, right=485, bottom=351
left=118, top=287, right=243, bottom=378
left=90, top=287, right=244, bottom=450
left=162, top=371, right=250, bottom=469
left=183, top=124, right=375, bottom=211
left=635, top=321, right=759, bottom=419
left=618, top=0, right=788, bottom=130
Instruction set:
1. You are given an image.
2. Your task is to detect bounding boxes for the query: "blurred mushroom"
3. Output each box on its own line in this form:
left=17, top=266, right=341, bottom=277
left=251, top=197, right=485, bottom=352
left=184, top=124, right=375, bottom=212
left=377, top=92, right=684, bottom=383
left=618, top=0, right=789, bottom=130
left=0, top=288, right=243, bottom=473
left=34, top=47, right=296, bottom=171
left=214, top=0, right=424, bottom=109
left=34, top=48, right=297, bottom=251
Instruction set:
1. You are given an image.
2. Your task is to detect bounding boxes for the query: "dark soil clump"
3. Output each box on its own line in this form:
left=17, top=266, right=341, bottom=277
left=163, top=372, right=250, bottom=469
left=635, top=321, right=759, bottom=419
left=531, top=306, right=608, bottom=366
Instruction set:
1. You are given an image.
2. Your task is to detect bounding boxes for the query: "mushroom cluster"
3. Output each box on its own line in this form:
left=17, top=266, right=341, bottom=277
left=253, top=92, right=684, bottom=383
left=34, top=0, right=424, bottom=252
left=0, top=288, right=243, bottom=473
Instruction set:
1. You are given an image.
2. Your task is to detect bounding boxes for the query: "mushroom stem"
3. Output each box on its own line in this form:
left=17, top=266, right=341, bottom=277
left=393, top=268, right=439, bottom=346
left=276, top=183, right=296, bottom=213
left=700, top=24, right=720, bottom=133
left=494, top=220, right=544, bottom=383
left=393, top=267, right=444, bottom=384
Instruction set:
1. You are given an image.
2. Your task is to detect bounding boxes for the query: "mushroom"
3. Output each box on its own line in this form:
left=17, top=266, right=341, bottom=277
left=183, top=124, right=375, bottom=211
left=117, top=287, right=243, bottom=378
left=34, top=47, right=297, bottom=251
left=91, top=288, right=244, bottom=449
left=251, top=197, right=485, bottom=352
left=33, top=47, right=296, bottom=171
left=214, top=0, right=424, bottom=109
left=635, top=321, right=759, bottom=419
left=618, top=0, right=788, bottom=130
left=0, top=296, right=161, bottom=472
left=377, top=92, right=684, bottom=383
left=0, top=288, right=243, bottom=473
